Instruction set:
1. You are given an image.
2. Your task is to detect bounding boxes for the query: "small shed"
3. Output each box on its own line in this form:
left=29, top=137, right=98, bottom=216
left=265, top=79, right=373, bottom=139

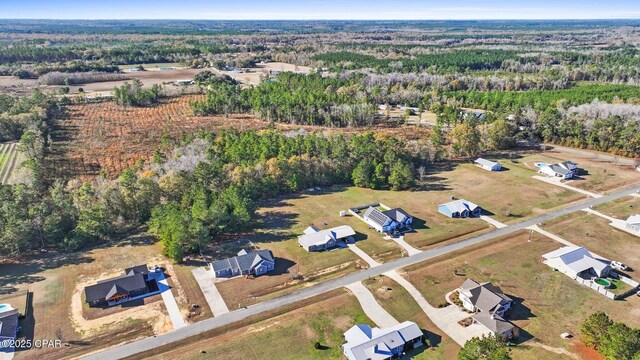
left=475, top=158, right=502, bottom=171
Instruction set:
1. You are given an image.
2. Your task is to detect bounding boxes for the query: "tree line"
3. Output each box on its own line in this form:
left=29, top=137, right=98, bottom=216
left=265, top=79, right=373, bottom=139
left=0, top=129, right=418, bottom=261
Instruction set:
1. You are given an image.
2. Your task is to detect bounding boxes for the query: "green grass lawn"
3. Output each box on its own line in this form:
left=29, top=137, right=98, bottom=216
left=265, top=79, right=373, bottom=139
left=403, top=231, right=640, bottom=357
left=541, top=212, right=640, bottom=272
left=593, top=196, right=640, bottom=220
left=363, top=276, right=461, bottom=359
left=168, top=290, right=373, bottom=360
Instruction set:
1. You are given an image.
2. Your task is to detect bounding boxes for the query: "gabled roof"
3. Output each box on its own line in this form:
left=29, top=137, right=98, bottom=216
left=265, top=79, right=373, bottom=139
left=298, top=225, right=356, bottom=248
left=475, top=158, right=500, bottom=167
left=460, top=279, right=512, bottom=313
left=626, top=214, right=640, bottom=226
left=382, top=208, right=411, bottom=223
left=542, top=246, right=610, bottom=275
left=439, top=199, right=480, bottom=214
left=363, top=207, right=392, bottom=227
left=542, top=162, right=577, bottom=175
left=85, top=272, right=148, bottom=303
left=472, top=312, right=514, bottom=334
left=210, top=250, right=274, bottom=273
left=344, top=321, right=422, bottom=360
left=125, top=264, right=149, bottom=277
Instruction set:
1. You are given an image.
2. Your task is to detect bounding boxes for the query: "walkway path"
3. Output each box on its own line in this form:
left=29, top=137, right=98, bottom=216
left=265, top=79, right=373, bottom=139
left=345, top=281, right=398, bottom=327
left=527, top=225, right=576, bottom=247
left=151, top=271, right=187, bottom=330
left=384, top=235, right=422, bottom=256
left=84, top=184, right=640, bottom=360
left=385, top=271, right=489, bottom=346
left=582, top=208, right=640, bottom=238
left=533, top=175, right=602, bottom=198
left=480, top=215, right=507, bottom=229
left=192, top=267, right=230, bottom=317
left=347, top=243, right=380, bottom=267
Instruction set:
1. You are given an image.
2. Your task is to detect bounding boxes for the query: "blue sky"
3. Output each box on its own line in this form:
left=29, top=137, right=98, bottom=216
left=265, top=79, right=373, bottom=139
left=2, top=0, right=640, bottom=20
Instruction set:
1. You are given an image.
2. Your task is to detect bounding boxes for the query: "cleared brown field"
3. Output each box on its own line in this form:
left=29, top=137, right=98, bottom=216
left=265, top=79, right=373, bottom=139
left=48, top=96, right=433, bottom=180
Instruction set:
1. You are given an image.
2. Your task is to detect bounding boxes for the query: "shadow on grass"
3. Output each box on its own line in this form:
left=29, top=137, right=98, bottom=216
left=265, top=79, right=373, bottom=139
left=0, top=252, right=94, bottom=296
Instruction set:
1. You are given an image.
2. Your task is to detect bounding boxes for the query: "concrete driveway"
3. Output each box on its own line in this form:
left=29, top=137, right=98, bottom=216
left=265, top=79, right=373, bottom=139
left=345, top=281, right=398, bottom=327
left=533, top=175, right=602, bottom=198
left=0, top=349, right=14, bottom=360
left=192, top=267, right=230, bottom=316
left=83, top=184, right=640, bottom=360
left=151, top=271, right=187, bottom=330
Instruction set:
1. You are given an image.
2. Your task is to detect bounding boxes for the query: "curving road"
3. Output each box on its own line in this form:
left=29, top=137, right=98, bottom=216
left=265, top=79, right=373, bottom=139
left=83, top=185, right=640, bottom=360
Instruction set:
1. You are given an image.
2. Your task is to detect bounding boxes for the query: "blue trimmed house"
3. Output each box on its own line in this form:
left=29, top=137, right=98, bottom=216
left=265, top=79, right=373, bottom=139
left=210, top=249, right=275, bottom=278
left=438, top=199, right=482, bottom=218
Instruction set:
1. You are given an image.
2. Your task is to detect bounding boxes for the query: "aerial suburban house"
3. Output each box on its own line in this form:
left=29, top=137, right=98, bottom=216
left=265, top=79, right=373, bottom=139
left=84, top=265, right=152, bottom=307
left=342, top=322, right=424, bottom=360
left=474, top=158, right=502, bottom=171
left=362, top=206, right=413, bottom=233
left=538, top=161, right=578, bottom=179
left=626, top=215, right=640, bottom=233
left=542, top=246, right=612, bottom=279
left=438, top=199, right=482, bottom=218
left=0, top=304, right=19, bottom=349
left=210, top=249, right=275, bottom=278
left=458, top=279, right=516, bottom=339
left=297, top=225, right=356, bottom=252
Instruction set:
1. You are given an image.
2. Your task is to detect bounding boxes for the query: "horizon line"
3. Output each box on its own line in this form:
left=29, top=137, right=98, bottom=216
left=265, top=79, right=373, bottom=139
left=2, top=18, right=640, bottom=21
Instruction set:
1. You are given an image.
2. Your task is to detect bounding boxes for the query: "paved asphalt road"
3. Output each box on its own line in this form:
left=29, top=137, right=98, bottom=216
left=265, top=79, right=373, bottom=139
left=84, top=185, right=640, bottom=360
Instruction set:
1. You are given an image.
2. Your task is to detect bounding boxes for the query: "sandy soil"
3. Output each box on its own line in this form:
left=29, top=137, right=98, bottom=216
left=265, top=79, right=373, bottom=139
left=69, top=257, right=173, bottom=337
left=0, top=69, right=208, bottom=97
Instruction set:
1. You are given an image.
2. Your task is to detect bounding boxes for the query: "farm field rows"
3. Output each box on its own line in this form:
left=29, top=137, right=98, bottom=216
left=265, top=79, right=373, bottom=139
left=48, top=95, right=433, bottom=180
left=0, top=142, right=19, bottom=184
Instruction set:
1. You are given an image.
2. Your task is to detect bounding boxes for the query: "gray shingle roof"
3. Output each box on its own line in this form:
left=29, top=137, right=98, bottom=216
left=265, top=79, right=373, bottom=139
left=85, top=272, right=148, bottom=303
left=382, top=208, right=411, bottom=223
left=473, top=312, right=514, bottom=334
left=460, top=279, right=512, bottom=313
left=210, top=250, right=274, bottom=273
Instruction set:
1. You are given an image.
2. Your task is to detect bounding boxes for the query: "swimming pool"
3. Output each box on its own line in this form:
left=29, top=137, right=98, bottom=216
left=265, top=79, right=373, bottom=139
left=534, top=162, right=549, bottom=168
left=0, top=304, right=12, bottom=312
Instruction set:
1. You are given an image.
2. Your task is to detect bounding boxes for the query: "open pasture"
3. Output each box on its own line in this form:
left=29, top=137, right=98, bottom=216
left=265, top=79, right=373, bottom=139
left=403, top=230, right=640, bottom=359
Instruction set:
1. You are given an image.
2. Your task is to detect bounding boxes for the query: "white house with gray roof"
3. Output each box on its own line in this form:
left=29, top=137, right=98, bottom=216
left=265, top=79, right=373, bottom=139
left=210, top=249, right=275, bottom=278
left=438, top=199, right=482, bottom=218
left=298, top=225, right=356, bottom=252
left=458, top=279, right=516, bottom=339
left=342, top=321, right=424, bottom=360
left=626, top=215, right=640, bottom=233
left=542, top=246, right=611, bottom=279
left=362, top=206, right=413, bottom=233
left=538, top=161, right=578, bottom=179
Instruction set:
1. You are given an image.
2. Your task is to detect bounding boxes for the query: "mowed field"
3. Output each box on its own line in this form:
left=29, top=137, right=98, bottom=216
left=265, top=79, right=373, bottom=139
left=213, top=156, right=594, bottom=310
left=541, top=211, right=640, bottom=272
left=139, top=289, right=376, bottom=360
left=515, top=149, right=640, bottom=194
left=1, top=236, right=210, bottom=360
left=593, top=195, right=640, bottom=219
left=0, top=141, right=19, bottom=184
left=402, top=230, right=640, bottom=360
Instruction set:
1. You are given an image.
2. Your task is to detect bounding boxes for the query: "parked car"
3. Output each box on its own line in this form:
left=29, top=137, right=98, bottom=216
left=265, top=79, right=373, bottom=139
left=611, top=261, right=629, bottom=271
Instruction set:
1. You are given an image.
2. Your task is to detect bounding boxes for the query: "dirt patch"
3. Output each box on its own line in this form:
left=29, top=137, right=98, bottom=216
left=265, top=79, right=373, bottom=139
left=69, top=268, right=172, bottom=337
